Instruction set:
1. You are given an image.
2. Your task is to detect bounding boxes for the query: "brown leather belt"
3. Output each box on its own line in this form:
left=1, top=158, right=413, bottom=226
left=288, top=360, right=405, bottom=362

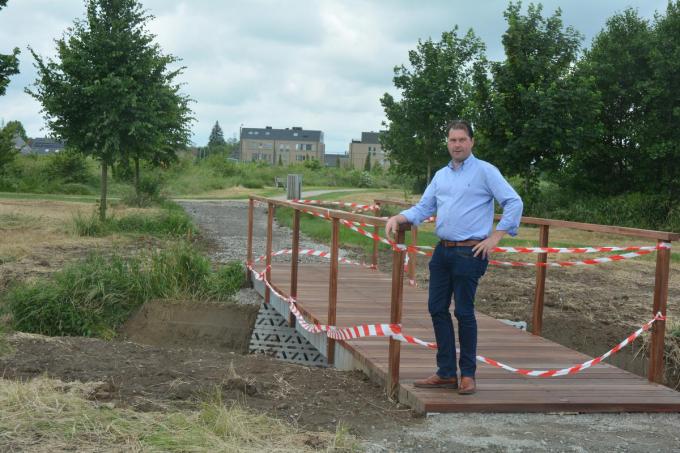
left=440, top=239, right=482, bottom=247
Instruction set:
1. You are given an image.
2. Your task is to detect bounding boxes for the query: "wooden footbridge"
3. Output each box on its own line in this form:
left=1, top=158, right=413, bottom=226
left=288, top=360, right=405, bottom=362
left=247, top=196, right=680, bottom=413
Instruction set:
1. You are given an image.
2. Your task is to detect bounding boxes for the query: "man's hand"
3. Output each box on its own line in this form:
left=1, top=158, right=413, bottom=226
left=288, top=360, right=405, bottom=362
left=385, top=214, right=407, bottom=240
left=472, top=230, right=507, bottom=259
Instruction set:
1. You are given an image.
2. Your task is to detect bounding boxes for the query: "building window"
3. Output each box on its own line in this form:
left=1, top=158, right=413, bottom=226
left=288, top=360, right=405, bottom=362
left=296, top=155, right=305, bottom=161
left=305, top=144, right=312, bottom=151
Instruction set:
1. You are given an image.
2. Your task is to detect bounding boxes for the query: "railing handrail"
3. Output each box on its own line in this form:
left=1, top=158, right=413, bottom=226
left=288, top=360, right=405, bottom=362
left=374, top=198, right=680, bottom=241
left=250, top=195, right=388, bottom=227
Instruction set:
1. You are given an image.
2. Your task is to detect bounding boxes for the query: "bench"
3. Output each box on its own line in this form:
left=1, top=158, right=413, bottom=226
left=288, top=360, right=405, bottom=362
left=274, top=176, right=286, bottom=189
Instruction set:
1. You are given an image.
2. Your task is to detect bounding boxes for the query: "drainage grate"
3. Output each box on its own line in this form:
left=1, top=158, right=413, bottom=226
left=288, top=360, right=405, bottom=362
left=249, top=303, right=327, bottom=367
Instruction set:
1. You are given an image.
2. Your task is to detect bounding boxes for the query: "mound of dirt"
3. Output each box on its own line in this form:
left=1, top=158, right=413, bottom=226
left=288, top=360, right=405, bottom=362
left=120, top=299, right=260, bottom=354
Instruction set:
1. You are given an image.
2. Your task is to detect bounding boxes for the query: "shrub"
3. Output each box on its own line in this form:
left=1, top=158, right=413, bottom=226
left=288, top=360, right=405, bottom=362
left=122, top=173, right=165, bottom=207
left=47, top=150, right=90, bottom=184
left=73, top=205, right=197, bottom=238
left=240, top=177, right=264, bottom=189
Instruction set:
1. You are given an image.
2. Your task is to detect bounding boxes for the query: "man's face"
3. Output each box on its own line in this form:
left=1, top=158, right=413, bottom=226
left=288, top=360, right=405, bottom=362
left=447, top=128, right=474, bottom=163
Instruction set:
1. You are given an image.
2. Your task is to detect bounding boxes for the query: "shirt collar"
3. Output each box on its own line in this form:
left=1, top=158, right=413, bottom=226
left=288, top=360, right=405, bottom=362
left=448, top=153, right=476, bottom=171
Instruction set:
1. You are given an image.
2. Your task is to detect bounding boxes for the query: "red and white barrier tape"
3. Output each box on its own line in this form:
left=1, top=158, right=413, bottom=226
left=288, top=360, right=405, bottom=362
left=254, top=248, right=376, bottom=269
left=248, top=264, right=434, bottom=348
left=477, top=312, right=666, bottom=377
left=248, top=264, right=667, bottom=377
left=408, top=243, right=672, bottom=254
left=292, top=198, right=378, bottom=212
left=292, top=202, right=672, bottom=267
left=489, top=250, right=658, bottom=267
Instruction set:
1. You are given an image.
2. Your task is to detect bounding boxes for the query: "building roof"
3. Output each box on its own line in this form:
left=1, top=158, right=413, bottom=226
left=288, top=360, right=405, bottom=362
left=25, top=137, right=66, bottom=155
left=241, top=126, right=323, bottom=142
left=324, top=153, right=347, bottom=166
left=360, top=131, right=382, bottom=144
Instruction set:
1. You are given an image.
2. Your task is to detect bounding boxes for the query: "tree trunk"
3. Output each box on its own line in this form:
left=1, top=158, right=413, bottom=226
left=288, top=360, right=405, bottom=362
left=134, top=157, right=140, bottom=198
left=99, top=162, right=108, bottom=221
left=426, top=157, right=432, bottom=185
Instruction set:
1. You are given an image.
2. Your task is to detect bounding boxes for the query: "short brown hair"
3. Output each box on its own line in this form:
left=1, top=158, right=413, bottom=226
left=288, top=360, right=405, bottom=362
left=446, top=120, right=474, bottom=139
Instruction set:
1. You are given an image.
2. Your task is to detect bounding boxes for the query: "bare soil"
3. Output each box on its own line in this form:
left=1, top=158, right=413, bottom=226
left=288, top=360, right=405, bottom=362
left=0, top=333, right=413, bottom=435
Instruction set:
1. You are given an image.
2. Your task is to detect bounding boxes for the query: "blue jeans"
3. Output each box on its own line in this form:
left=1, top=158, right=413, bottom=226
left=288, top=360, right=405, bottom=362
left=428, top=243, right=488, bottom=378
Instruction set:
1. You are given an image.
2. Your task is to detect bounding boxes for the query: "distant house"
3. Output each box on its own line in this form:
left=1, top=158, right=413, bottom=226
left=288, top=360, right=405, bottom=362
left=324, top=152, right=349, bottom=167
left=27, top=137, right=66, bottom=155
left=348, top=131, right=389, bottom=170
left=240, top=126, right=325, bottom=165
left=11, top=134, right=32, bottom=155
left=15, top=136, right=66, bottom=155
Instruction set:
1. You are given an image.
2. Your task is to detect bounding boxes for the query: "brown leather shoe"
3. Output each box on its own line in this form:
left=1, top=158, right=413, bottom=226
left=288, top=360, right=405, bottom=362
left=413, top=374, right=458, bottom=389
left=458, top=376, right=476, bottom=395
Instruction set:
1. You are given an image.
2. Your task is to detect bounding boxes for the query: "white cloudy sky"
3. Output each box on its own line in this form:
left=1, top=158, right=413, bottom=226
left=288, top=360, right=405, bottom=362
left=0, top=0, right=667, bottom=153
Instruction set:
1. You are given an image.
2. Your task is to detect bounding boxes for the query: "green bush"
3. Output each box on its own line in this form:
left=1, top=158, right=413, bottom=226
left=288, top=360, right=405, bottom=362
left=121, top=173, right=165, bottom=207
left=240, top=177, right=264, bottom=189
left=3, top=243, right=245, bottom=337
left=73, top=204, right=197, bottom=238
left=47, top=151, right=90, bottom=184
left=523, top=184, right=678, bottom=231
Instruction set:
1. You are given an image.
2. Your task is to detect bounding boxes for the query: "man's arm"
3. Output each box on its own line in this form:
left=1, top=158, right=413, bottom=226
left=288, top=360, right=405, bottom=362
left=472, top=165, right=523, bottom=259
left=385, top=175, right=438, bottom=240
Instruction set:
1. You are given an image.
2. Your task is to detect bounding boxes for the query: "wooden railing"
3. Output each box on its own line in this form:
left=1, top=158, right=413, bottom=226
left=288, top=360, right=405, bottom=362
left=374, top=198, right=679, bottom=384
left=247, top=196, right=408, bottom=396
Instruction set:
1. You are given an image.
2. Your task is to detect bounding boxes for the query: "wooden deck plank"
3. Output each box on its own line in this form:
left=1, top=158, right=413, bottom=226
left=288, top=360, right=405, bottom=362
left=258, top=262, right=680, bottom=413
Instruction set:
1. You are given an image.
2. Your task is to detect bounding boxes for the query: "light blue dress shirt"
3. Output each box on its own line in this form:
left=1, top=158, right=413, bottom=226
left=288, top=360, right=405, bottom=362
left=400, top=154, right=523, bottom=240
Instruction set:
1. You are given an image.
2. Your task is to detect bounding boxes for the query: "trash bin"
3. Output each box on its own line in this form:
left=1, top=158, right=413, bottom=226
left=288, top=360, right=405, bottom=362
left=287, top=174, right=302, bottom=200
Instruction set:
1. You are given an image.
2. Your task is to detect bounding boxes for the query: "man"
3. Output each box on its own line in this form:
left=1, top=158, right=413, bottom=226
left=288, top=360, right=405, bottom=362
left=385, top=120, right=523, bottom=395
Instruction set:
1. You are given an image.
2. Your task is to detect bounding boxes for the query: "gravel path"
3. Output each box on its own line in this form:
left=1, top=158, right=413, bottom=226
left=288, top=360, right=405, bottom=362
left=179, top=199, right=680, bottom=452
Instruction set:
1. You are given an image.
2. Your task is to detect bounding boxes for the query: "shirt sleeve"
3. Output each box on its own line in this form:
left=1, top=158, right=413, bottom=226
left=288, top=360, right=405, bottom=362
left=485, top=165, right=523, bottom=236
left=399, top=174, right=438, bottom=226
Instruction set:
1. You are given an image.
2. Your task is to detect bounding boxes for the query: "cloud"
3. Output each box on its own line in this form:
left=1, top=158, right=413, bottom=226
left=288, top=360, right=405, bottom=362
left=0, top=0, right=668, bottom=152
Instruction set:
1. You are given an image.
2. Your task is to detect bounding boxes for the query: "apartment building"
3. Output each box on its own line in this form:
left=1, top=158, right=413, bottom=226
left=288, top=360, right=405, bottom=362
left=348, top=131, right=389, bottom=170
left=239, top=126, right=325, bottom=165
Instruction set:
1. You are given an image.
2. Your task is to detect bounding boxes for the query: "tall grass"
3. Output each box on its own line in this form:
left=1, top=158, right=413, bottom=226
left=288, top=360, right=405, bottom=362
left=73, top=203, right=197, bottom=238
left=2, top=242, right=245, bottom=338
left=0, top=377, right=356, bottom=452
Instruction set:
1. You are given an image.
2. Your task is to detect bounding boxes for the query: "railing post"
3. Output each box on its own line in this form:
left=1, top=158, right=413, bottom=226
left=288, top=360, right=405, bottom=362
left=532, top=225, right=549, bottom=335
left=246, top=198, right=254, bottom=286
left=409, top=226, right=418, bottom=284
left=649, top=239, right=671, bottom=383
left=387, top=225, right=407, bottom=398
left=264, top=203, right=274, bottom=304
left=327, top=217, right=340, bottom=365
left=289, top=209, right=300, bottom=326
left=372, top=202, right=381, bottom=269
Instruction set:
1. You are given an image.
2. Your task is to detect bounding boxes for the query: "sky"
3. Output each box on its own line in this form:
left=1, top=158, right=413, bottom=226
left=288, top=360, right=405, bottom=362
left=0, top=0, right=668, bottom=154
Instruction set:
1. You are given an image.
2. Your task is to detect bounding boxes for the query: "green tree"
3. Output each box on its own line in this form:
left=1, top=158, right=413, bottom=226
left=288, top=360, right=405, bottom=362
left=638, top=1, right=680, bottom=205
left=0, top=125, right=18, bottom=173
left=278, top=154, right=283, bottom=166
left=0, top=0, right=20, bottom=97
left=208, top=121, right=226, bottom=148
left=28, top=0, right=192, bottom=219
left=476, top=2, right=601, bottom=197
left=0, top=0, right=20, bottom=170
left=3, top=120, right=28, bottom=141
left=364, top=152, right=371, bottom=172
left=562, top=9, right=651, bottom=195
left=381, top=28, right=486, bottom=183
